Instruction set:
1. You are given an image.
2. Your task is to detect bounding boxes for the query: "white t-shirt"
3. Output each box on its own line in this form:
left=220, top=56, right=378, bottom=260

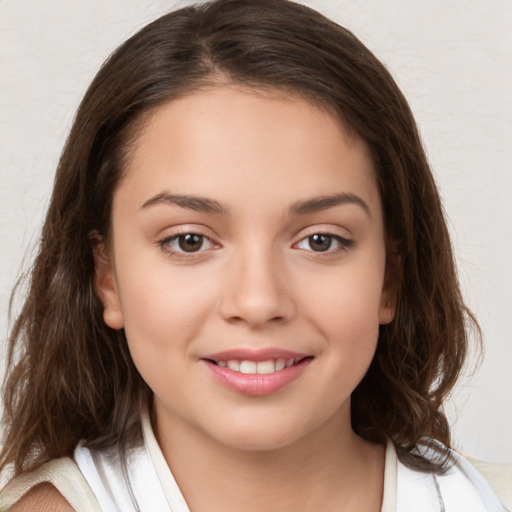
left=71, top=410, right=509, bottom=512
left=1, top=409, right=509, bottom=511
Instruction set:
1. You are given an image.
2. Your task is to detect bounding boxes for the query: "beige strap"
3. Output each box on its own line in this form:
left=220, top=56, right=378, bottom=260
left=0, top=458, right=101, bottom=512
left=380, top=440, right=397, bottom=512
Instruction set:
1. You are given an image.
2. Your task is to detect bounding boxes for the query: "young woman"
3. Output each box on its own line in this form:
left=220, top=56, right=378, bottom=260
left=1, top=0, right=510, bottom=510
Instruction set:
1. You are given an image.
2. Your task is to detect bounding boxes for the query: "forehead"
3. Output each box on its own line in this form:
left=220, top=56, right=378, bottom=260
left=118, top=85, right=380, bottom=213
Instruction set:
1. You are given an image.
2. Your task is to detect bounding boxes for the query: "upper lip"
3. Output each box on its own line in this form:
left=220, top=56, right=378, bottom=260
left=202, top=348, right=312, bottom=362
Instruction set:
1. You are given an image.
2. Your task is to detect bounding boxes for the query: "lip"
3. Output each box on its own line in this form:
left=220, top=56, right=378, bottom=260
left=201, top=348, right=313, bottom=396
left=204, top=348, right=310, bottom=363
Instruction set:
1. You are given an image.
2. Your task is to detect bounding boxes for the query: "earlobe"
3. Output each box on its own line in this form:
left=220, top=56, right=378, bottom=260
left=90, top=233, right=124, bottom=330
left=378, top=295, right=396, bottom=325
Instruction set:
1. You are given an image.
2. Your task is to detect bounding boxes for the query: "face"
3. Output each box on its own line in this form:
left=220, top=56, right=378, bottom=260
left=95, top=86, right=395, bottom=452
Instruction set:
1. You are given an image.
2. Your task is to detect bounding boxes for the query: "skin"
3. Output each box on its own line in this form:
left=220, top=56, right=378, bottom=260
left=11, top=483, right=73, bottom=512
left=95, top=86, right=396, bottom=511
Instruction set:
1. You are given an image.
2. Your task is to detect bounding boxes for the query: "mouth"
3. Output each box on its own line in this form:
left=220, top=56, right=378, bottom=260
left=206, top=356, right=311, bottom=375
left=201, top=350, right=313, bottom=396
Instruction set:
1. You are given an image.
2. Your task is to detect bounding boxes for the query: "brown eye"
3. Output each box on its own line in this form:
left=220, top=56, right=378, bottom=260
left=178, top=233, right=204, bottom=252
left=295, top=232, right=353, bottom=253
left=308, top=234, right=333, bottom=252
left=158, top=232, right=216, bottom=257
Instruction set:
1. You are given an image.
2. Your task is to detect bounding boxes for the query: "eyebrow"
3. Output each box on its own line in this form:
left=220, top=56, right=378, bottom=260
left=289, top=193, right=371, bottom=216
left=141, top=191, right=370, bottom=217
left=141, top=192, right=230, bottom=215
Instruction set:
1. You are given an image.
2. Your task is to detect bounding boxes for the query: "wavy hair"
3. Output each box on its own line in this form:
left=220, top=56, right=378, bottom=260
left=1, top=0, right=478, bottom=475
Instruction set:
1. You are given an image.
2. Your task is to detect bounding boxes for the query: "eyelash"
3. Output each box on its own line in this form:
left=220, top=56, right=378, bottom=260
left=157, top=230, right=353, bottom=259
left=157, top=232, right=216, bottom=258
left=294, top=233, right=354, bottom=254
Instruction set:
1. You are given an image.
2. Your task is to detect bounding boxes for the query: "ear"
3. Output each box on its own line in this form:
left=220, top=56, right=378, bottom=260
left=90, top=232, right=124, bottom=330
left=379, top=244, right=400, bottom=325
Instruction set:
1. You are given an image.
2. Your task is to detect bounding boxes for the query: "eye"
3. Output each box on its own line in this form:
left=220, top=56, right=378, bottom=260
left=160, top=233, right=215, bottom=254
left=295, top=233, right=352, bottom=253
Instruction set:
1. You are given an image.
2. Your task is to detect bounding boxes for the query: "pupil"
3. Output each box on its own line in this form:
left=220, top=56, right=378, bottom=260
left=178, top=234, right=203, bottom=252
left=309, top=234, right=331, bottom=252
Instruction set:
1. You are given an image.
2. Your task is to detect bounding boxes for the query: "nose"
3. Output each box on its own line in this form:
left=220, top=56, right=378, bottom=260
left=219, top=246, right=296, bottom=329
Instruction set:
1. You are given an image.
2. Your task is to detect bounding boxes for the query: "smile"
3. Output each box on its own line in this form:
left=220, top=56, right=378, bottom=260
left=202, top=350, right=313, bottom=396
left=214, top=358, right=300, bottom=374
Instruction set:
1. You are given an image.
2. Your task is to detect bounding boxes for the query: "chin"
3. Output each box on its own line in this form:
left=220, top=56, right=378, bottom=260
left=219, top=432, right=300, bottom=453
left=205, top=415, right=313, bottom=453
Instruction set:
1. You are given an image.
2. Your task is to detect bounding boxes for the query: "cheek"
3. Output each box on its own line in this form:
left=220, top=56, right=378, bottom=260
left=117, top=271, right=218, bottom=405
left=113, top=252, right=218, bottom=375
left=297, top=256, right=385, bottom=368
left=121, top=278, right=209, bottom=335
left=303, top=262, right=385, bottom=330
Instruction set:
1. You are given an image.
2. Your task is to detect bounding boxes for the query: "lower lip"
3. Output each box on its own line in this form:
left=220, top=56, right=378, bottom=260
left=203, top=358, right=312, bottom=396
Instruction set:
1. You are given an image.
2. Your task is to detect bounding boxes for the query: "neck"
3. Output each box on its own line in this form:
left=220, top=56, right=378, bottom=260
left=153, top=404, right=385, bottom=512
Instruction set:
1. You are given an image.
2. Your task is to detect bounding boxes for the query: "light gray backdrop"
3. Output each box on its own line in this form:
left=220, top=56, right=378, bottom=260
left=1, top=0, right=511, bottom=462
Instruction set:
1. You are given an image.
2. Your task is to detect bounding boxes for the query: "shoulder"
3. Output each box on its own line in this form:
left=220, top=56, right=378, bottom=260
left=0, top=456, right=101, bottom=512
left=9, top=482, right=73, bottom=511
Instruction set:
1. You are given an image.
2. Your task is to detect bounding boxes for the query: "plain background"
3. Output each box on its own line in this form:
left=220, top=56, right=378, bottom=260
left=0, top=0, right=511, bottom=462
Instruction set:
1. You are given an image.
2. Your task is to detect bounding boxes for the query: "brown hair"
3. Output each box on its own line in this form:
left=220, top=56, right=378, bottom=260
left=1, top=0, right=478, bottom=475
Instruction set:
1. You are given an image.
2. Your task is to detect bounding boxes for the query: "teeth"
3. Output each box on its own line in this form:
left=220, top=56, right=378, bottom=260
left=227, top=360, right=240, bottom=371
left=256, top=360, right=276, bottom=374
left=239, top=361, right=257, bottom=374
left=276, top=359, right=286, bottom=371
left=218, top=358, right=299, bottom=374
